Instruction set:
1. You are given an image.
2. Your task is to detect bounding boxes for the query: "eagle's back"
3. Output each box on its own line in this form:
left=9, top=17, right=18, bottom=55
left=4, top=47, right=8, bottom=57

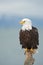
left=19, top=26, right=39, bottom=49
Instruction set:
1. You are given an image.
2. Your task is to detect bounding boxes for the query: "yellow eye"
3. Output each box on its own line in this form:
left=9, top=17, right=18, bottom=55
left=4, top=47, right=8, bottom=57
left=23, top=21, right=25, bottom=23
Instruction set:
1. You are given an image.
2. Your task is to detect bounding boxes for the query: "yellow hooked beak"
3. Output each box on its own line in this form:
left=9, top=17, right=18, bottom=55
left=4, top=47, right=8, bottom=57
left=19, top=21, right=25, bottom=25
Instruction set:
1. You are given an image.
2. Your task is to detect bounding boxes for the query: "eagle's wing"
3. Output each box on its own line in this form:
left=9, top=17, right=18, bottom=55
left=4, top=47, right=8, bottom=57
left=19, top=27, right=39, bottom=49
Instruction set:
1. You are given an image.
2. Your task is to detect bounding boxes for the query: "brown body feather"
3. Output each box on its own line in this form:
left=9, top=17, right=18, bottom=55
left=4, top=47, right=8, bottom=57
left=19, top=26, right=39, bottom=49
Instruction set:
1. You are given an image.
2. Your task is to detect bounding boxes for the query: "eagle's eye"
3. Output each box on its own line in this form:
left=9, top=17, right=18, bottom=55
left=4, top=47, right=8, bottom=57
left=23, top=21, right=25, bottom=23
left=24, top=21, right=25, bottom=22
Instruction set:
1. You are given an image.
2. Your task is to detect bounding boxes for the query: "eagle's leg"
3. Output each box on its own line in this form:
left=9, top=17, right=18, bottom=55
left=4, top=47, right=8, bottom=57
left=24, top=48, right=35, bottom=65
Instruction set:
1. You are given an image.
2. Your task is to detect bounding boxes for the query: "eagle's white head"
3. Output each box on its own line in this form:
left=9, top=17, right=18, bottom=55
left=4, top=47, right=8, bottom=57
left=20, top=18, right=32, bottom=31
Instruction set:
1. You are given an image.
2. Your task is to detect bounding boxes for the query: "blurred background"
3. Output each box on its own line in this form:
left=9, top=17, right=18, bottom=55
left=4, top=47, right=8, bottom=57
left=0, top=0, right=43, bottom=65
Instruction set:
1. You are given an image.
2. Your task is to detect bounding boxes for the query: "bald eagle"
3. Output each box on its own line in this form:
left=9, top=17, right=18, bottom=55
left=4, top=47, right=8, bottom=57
left=19, top=18, right=39, bottom=52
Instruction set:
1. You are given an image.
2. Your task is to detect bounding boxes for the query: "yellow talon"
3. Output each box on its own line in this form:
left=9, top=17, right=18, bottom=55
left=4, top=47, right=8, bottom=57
left=24, top=48, right=28, bottom=52
left=30, top=48, right=34, bottom=52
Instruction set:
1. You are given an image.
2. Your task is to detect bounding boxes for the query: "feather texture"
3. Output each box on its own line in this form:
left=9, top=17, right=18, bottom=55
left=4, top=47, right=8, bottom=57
left=19, top=26, right=39, bottom=49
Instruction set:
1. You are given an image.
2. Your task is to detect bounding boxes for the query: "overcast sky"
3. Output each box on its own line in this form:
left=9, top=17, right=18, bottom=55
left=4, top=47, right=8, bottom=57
left=0, top=0, right=43, bottom=18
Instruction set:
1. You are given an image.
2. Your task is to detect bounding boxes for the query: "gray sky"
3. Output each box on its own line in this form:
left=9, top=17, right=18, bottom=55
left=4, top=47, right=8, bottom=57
left=0, top=0, right=43, bottom=18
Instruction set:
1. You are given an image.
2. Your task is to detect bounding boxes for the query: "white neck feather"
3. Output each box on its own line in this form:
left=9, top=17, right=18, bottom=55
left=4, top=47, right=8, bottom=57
left=22, top=23, right=32, bottom=31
